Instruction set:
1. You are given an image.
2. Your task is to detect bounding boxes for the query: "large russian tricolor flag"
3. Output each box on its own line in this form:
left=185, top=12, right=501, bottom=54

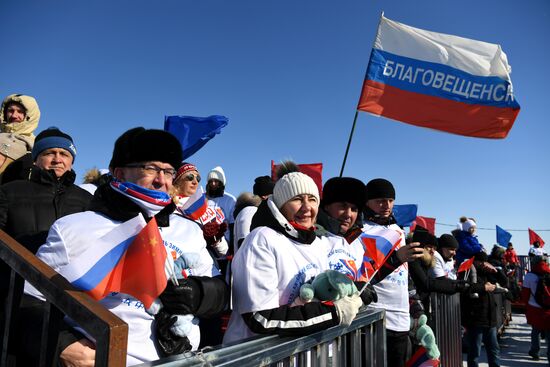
left=358, top=15, right=520, bottom=139
left=61, top=215, right=169, bottom=308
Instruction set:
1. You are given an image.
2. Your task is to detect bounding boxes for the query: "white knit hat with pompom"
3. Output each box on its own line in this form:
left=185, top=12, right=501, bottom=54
left=273, top=172, right=319, bottom=209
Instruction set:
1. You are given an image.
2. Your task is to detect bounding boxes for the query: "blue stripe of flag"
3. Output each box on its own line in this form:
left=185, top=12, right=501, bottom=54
left=71, top=236, right=136, bottom=291
left=367, top=49, right=519, bottom=108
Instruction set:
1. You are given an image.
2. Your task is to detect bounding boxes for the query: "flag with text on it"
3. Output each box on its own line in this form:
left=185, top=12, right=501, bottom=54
left=529, top=228, right=545, bottom=248
left=457, top=256, right=475, bottom=273
left=406, top=346, right=440, bottom=367
left=356, top=226, right=402, bottom=281
left=358, top=15, right=520, bottom=139
left=496, top=225, right=512, bottom=248
left=61, top=215, right=168, bottom=309
left=164, top=115, right=229, bottom=160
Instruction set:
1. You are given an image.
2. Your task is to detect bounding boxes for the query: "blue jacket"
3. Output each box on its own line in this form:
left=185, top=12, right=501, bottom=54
left=455, top=230, right=482, bottom=265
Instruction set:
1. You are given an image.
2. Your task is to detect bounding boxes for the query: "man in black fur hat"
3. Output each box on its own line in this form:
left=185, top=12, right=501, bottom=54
left=24, top=127, right=228, bottom=365
left=316, top=176, right=365, bottom=237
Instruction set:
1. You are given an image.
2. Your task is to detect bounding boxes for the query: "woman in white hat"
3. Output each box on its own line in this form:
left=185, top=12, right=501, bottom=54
left=223, top=171, right=363, bottom=343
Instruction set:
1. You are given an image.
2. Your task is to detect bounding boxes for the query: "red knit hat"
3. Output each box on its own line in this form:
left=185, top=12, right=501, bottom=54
left=175, top=162, right=198, bottom=182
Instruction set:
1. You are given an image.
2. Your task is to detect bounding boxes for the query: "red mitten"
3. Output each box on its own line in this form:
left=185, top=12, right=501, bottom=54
left=203, top=221, right=220, bottom=246
left=216, top=222, right=228, bottom=240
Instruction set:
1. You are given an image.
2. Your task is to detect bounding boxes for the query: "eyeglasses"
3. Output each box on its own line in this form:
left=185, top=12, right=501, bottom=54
left=126, top=164, right=177, bottom=180
left=183, top=173, right=201, bottom=183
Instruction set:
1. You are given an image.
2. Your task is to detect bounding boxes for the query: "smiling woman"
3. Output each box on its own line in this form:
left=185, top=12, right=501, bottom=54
left=224, top=170, right=364, bottom=344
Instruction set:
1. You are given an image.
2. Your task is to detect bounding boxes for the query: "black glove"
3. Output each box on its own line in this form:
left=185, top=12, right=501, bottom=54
left=159, top=276, right=229, bottom=318
left=154, top=310, right=192, bottom=357
left=159, top=277, right=202, bottom=315
left=354, top=282, right=378, bottom=305
left=455, top=280, right=470, bottom=293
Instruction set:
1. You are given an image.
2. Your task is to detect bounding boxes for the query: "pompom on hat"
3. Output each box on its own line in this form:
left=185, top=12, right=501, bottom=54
left=365, top=178, right=396, bottom=200
left=109, top=127, right=182, bottom=170
left=32, top=127, right=76, bottom=162
left=273, top=171, right=319, bottom=209
left=207, top=166, right=226, bottom=186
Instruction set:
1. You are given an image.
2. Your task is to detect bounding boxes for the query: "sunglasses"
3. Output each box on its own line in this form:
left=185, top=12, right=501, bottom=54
left=183, top=173, right=201, bottom=182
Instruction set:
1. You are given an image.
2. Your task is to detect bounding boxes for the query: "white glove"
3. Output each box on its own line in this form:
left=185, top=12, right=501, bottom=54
left=334, top=293, right=362, bottom=326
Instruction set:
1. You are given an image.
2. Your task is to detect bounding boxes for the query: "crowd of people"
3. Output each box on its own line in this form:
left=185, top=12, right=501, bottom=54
left=0, top=93, right=548, bottom=367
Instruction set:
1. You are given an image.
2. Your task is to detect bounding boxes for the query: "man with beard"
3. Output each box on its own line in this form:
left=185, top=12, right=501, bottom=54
left=430, top=234, right=459, bottom=280
left=408, top=227, right=469, bottom=319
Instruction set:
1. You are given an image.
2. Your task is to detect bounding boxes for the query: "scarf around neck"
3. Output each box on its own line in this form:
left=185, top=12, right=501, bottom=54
left=110, top=180, right=172, bottom=217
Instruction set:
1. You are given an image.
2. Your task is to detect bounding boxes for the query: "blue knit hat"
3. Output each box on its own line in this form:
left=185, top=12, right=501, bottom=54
left=32, top=127, right=76, bottom=162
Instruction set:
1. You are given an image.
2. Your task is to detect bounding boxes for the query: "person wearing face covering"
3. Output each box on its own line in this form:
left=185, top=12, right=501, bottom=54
left=223, top=171, right=363, bottom=344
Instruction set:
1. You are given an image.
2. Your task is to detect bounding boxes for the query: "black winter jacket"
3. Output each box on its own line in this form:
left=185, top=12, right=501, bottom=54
left=0, top=167, right=92, bottom=254
left=460, top=263, right=508, bottom=328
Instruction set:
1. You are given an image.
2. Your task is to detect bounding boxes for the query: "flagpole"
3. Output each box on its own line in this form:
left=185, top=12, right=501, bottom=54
left=339, top=13, right=385, bottom=177
left=339, top=110, right=359, bottom=177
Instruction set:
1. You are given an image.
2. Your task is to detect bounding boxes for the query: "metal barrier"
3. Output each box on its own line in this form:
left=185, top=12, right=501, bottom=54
left=136, top=309, right=387, bottom=367
left=429, top=293, right=462, bottom=367
left=0, top=230, right=128, bottom=367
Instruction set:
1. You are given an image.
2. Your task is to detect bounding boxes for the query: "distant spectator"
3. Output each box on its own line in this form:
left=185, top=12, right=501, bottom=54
left=503, top=242, right=519, bottom=267
left=430, top=234, right=459, bottom=280
left=529, top=241, right=545, bottom=257
left=455, top=218, right=482, bottom=267
left=460, top=251, right=508, bottom=367
left=0, top=94, right=41, bottom=183
left=79, top=167, right=110, bottom=194
left=521, top=255, right=550, bottom=362
left=206, top=166, right=236, bottom=243
left=0, top=94, right=40, bottom=140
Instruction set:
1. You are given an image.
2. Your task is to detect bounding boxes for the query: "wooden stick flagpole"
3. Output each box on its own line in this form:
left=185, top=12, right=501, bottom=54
left=339, top=110, right=359, bottom=177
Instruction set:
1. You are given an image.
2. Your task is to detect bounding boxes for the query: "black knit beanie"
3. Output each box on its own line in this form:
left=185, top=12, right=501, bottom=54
left=321, top=177, right=366, bottom=211
left=365, top=178, right=396, bottom=200
left=438, top=234, right=459, bottom=249
left=109, top=127, right=182, bottom=169
left=253, top=175, right=275, bottom=196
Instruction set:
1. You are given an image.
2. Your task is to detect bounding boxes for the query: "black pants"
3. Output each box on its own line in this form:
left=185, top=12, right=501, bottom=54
left=386, top=329, right=411, bottom=367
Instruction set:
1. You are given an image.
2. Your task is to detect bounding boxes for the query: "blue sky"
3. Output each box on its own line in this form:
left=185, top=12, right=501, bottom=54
left=2, top=0, right=549, bottom=255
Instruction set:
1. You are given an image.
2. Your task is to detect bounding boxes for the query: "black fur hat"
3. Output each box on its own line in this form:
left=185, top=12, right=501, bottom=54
left=365, top=178, right=395, bottom=200
left=109, top=127, right=182, bottom=169
left=253, top=175, right=275, bottom=196
left=321, top=177, right=366, bottom=211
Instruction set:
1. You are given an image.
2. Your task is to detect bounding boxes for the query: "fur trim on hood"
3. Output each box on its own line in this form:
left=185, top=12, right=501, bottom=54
left=0, top=94, right=40, bottom=140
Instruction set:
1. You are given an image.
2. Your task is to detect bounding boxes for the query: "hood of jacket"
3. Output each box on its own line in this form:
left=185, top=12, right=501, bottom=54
left=0, top=94, right=40, bottom=139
